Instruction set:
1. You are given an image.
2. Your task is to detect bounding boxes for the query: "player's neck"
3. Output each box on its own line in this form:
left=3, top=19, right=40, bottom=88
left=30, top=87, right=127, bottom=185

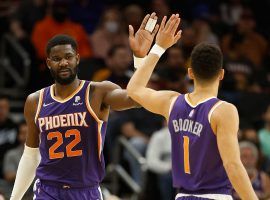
left=54, top=79, right=80, bottom=100
left=192, top=81, right=219, bottom=98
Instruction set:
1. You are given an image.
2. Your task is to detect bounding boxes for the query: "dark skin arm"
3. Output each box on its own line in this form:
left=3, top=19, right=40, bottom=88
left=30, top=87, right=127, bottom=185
left=24, top=91, right=40, bottom=148
left=89, top=81, right=140, bottom=121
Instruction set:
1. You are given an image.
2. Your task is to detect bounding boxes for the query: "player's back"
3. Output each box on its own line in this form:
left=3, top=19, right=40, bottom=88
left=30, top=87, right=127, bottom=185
left=35, top=80, right=106, bottom=188
left=168, top=94, right=232, bottom=195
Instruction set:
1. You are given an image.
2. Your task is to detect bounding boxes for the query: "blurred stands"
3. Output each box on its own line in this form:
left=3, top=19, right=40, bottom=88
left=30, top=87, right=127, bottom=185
left=0, top=0, right=270, bottom=199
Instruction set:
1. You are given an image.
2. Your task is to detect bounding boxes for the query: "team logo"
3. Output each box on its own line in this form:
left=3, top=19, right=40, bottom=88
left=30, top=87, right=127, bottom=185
left=73, top=96, right=83, bottom=106
left=43, top=102, right=54, bottom=107
left=189, top=109, right=195, bottom=118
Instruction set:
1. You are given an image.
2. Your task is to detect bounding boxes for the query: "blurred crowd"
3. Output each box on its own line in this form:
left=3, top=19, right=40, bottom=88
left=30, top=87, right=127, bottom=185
left=0, top=0, right=270, bottom=199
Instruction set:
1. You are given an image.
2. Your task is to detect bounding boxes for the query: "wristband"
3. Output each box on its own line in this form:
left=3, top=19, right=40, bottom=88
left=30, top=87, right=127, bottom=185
left=133, top=55, right=145, bottom=69
left=149, top=44, right=166, bottom=57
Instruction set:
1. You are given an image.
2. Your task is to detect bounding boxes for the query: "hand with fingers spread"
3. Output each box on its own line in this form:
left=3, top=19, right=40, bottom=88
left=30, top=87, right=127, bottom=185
left=129, top=12, right=159, bottom=58
left=156, top=14, right=182, bottom=50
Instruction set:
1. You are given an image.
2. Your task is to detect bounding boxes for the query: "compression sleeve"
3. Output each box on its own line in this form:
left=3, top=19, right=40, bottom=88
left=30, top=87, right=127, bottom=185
left=10, top=145, right=40, bottom=200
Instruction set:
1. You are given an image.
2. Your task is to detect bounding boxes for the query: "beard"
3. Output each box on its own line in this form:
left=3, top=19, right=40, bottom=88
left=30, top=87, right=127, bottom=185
left=50, top=66, right=78, bottom=85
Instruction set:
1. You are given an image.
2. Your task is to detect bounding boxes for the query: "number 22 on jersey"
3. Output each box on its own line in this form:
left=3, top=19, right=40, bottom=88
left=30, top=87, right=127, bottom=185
left=47, top=129, right=82, bottom=159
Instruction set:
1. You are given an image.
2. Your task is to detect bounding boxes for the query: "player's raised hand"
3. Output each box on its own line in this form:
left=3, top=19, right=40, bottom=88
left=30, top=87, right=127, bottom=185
left=129, top=12, right=159, bottom=58
left=156, top=14, right=182, bottom=49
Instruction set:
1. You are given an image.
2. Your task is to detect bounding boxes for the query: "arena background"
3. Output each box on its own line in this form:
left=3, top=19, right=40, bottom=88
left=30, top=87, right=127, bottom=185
left=0, top=0, right=270, bottom=199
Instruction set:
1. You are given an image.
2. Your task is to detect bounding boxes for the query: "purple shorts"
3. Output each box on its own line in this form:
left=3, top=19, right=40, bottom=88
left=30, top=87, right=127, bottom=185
left=33, top=179, right=103, bottom=200
left=176, top=197, right=213, bottom=200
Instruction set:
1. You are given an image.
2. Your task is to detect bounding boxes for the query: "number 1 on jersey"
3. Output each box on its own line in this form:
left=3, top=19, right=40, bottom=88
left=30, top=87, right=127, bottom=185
left=183, top=136, right=191, bottom=174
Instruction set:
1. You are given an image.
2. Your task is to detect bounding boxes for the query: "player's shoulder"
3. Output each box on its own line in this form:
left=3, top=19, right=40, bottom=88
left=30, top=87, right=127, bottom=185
left=212, top=101, right=238, bottom=121
left=26, top=90, right=41, bottom=104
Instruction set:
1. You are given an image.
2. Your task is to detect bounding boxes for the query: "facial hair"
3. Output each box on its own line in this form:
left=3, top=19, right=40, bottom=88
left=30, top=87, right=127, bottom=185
left=50, top=65, right=78, bottom=85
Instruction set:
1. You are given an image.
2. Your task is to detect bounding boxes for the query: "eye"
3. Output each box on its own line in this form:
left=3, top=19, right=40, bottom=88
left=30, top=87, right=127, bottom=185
left=51, top=57, right=61, bottom=62
left=66, top=55, right=74, bottom=60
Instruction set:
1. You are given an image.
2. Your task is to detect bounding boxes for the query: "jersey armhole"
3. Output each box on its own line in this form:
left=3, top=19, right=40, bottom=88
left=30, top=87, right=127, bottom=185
left=34, top=89, right=44, bottom=124
left=208, top=101, right=224, bottom=123
left=85, top=82, right=104, bottom=160
left=168, top=95, right=180, bottom=117
left=85, top=82, right=103, bottom=123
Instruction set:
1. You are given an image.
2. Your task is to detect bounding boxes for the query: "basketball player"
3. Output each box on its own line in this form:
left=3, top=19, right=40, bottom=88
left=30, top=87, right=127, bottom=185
left=10, top=13, right=159, bottom=200
left=127, top=14, right=258, bottom=199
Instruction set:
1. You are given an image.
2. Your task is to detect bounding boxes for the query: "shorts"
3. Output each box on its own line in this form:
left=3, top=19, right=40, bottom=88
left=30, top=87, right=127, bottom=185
left=176, top=197, right=212, bottom=200
left=33, top=179, right=103, bottom=200
left=175, top=193, right=233, bottom=200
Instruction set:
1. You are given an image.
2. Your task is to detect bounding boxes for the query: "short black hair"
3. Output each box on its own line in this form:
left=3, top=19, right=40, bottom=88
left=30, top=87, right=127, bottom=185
left=191, top=43, right=223, bottom=80
left=46, top=34, right=78, bottom=56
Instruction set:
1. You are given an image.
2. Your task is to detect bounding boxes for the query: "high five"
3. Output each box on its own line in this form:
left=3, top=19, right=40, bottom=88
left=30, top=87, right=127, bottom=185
left=127, top=13, right=258, bottom=200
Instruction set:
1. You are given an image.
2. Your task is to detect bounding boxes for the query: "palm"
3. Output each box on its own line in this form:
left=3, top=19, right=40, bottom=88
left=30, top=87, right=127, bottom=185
left=130, top=29, right=154, bottom=57
left=129, top=13, right=159, bottom=58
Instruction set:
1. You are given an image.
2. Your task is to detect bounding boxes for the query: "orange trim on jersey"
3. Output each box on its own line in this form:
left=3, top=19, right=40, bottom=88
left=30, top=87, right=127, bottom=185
left=85, top=82, right=104, bottom=160
left=97, top=122, right=103, bottom=160
left=35, top=89, right=44, bottom=123
left=50, top=80, right=85, bottom=103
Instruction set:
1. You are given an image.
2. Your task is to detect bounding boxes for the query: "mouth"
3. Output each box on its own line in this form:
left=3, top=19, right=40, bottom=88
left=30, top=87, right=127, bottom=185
left=58, top=68, right=71, bottom=76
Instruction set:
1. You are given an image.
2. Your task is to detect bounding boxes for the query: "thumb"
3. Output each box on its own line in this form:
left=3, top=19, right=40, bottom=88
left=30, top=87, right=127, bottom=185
left=128, top=25, right=135, bottom=38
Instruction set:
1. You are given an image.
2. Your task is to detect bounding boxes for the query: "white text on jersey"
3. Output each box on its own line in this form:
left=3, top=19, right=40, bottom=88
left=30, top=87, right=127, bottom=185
left=172, top=118, right=203, bottom=136
left=38, top=112, right=88, bottom=132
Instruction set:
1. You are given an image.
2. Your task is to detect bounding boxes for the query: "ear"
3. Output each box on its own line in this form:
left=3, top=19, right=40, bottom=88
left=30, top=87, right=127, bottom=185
left=188, top=68, right=194, bottom=80
left=219, top=69, right=224, bottom=80
left=76, top=54, right=80, bottom=65
left=46, top=58, right=51, bottom=69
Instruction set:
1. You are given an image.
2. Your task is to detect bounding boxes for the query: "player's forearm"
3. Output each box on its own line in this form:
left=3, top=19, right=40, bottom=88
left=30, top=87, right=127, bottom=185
left=10, top=146, right=40, bottom=200
left=127, top=53, right=160, bottom=96
left=224, top=161, right=258, bottom=200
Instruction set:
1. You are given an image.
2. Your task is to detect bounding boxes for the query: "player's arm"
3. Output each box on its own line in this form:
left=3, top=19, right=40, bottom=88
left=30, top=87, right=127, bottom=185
left=101, top=13, right=161, bottom=111
left=212, top=103, right=258, bottom=200
left=127, top=14, right=182, bottom=120
left=10, top=92, right=41, bottom=200
left=100, top=81, right=140, bottom=111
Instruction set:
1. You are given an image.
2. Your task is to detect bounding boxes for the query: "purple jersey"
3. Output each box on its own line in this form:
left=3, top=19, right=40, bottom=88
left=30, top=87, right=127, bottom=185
left=35, top=80, right=107, bottom=188
left=168, top=94, right=232, bottom=195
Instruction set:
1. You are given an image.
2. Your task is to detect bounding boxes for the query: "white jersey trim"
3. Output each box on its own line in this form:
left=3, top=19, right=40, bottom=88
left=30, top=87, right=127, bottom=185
left=175, top=193, right=233, bottom=200
left=169, top=95, right=180, bottom=116
left=208, top=101, right=224, bottom=123
left=35, top=89, right=44, bottom=124
left=184, top=94, right=216, bottom=108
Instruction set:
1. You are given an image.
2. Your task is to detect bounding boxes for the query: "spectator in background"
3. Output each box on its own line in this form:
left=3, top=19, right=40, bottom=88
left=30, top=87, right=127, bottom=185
left=259, top=105, right=270, bottom=172
left=146, top=126, right=174, bottom=200
left=92, top=45, right=132, bottom=89
left=0, top=0, right=19, bottom=37
left=31, top=0, right=93, bottom=61
left=0, top=96, right=18, bottom=179
left=3, top=121, right=27, bottom=183
left=69, top=0, right=104, bottom=34
left=90, top=7, right=129, bottom=59
left=123, top=4, right=144, bottom=33
left=156, top=46, right=187, bottom=93
left=220, top=0, right=243, bottom=26
left=192, top=17, right=218, bottom=44
left=178, top=27, right=196, bottom=62
left=0, top=191, right=4, bottom=200
left=10, top=0, right=48, bottom=39
left=221, top=9, right=267, bottom=67
left=222, top=35, right=256, bottom=92
left=121, top=108, right=163, bottom=186
left=233, top=141, right=270, bottom=199
left=150, top=0, right=170, bottom=23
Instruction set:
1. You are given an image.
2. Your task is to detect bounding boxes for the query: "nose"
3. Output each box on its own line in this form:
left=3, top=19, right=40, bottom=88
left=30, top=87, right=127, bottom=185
left=59, top=58, right=68, bottom=66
